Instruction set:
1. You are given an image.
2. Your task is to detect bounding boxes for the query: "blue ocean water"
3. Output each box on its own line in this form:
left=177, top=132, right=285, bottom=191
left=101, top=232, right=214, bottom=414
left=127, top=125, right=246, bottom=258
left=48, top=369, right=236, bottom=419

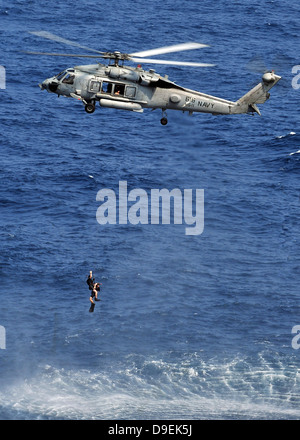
left=0, top=0, right=300, bottom=420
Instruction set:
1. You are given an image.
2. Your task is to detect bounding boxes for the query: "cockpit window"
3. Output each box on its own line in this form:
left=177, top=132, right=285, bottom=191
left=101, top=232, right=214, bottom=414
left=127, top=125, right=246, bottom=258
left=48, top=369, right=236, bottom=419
left=62, top=74, right=75, bottom=84
left=56, top=71, right=66, bottom=80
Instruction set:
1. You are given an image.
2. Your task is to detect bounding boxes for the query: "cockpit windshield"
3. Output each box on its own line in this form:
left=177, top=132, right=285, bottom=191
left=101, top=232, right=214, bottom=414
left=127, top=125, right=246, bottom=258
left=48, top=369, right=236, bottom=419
left=55, top=71, right=66, bottom=81
left=55, top=69, right=75, bottom=83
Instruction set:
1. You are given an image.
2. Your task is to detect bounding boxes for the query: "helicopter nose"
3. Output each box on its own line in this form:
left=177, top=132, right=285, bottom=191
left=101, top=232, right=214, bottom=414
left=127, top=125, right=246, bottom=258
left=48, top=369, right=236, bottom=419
left=39, top=79, right=52, bottom=91
left=39, top=81, right=47, bottom=90
left=38, top=79, right=59, bottom=93
left=48, top=81, right=59, bottom=92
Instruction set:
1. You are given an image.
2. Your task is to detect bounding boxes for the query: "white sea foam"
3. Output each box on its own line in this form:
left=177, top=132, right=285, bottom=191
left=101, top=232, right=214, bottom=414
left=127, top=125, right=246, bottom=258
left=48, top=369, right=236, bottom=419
left=289, top=150, right=300, bottom=156
left=1, top=356, right=300, bottom=420
left=276, top=131, right=296, bottom=139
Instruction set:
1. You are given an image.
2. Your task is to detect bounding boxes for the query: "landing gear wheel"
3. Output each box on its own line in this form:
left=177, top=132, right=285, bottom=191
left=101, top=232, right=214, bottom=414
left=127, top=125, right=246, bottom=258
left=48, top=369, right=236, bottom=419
left=160, top=117, right=168, bottom=125
left=85, top=103, right=96, bottom=114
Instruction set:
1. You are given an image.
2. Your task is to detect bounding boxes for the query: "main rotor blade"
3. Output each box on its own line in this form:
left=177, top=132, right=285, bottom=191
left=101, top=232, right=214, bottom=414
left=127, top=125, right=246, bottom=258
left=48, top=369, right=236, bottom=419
left=29, top=31, right=103, bottom=54
left=131, top=57, right=215, bottom=67
left=23, top=51, right=101, bottom=58
left=130, top=42, right=209, bottom=58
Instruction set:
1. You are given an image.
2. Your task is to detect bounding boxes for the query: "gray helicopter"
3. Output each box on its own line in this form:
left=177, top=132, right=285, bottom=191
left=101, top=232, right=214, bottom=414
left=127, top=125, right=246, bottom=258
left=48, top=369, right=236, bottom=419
left=27, top=31, right=281, bottom=125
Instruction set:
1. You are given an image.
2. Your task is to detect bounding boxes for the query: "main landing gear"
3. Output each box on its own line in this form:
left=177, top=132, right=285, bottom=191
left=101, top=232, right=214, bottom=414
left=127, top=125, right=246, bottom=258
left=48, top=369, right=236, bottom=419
left=160, top=109, right=168, bottom=125
left=84, top=100, right=96, bottom=114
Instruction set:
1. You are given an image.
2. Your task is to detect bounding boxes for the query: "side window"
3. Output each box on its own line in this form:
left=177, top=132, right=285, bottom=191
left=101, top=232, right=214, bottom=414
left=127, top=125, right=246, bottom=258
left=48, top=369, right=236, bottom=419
left=125, top=86, right=136, bottom=99
left=101, top=82, right=113, bottom=94
left=89, top=80, right=101, bottom=93
left=114, top=84, right=125, bottom=96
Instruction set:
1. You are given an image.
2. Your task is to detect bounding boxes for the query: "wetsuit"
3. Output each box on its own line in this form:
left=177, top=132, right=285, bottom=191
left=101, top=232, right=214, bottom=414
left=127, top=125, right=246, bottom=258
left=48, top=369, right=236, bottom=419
left=87, top=276, right=95, bottom=290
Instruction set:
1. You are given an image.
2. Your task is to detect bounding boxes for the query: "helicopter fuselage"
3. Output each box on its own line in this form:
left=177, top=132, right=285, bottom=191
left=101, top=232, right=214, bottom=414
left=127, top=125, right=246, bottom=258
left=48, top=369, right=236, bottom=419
left=39, top=62, right=281, bottom=124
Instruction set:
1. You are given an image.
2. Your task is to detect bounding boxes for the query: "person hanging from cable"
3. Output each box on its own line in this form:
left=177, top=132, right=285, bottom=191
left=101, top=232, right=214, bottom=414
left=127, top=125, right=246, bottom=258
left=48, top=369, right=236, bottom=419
left=87, top=271, right=101, bottom=305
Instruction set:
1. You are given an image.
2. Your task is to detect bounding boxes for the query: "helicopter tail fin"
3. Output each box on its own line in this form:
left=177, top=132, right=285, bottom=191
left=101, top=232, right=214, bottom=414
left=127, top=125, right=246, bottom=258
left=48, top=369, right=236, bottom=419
left=234, top=72, right=281, bottom=115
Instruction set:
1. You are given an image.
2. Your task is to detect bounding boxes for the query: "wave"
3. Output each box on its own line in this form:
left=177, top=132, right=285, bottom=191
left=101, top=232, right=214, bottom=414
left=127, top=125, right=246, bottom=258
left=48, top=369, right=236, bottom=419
left=276, top=132, right=296, bottom=139
left=289, top=149, right=300, bottom=156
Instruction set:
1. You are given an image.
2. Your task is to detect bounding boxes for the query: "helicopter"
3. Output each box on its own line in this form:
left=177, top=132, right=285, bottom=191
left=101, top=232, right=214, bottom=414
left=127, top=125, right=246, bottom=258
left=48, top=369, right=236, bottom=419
left=26, top=31, right=281, bottom=125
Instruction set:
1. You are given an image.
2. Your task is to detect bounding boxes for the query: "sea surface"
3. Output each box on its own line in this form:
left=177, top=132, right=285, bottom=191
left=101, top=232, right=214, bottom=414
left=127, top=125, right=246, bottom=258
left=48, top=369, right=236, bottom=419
left=0, top=0, right=300, bottom=420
